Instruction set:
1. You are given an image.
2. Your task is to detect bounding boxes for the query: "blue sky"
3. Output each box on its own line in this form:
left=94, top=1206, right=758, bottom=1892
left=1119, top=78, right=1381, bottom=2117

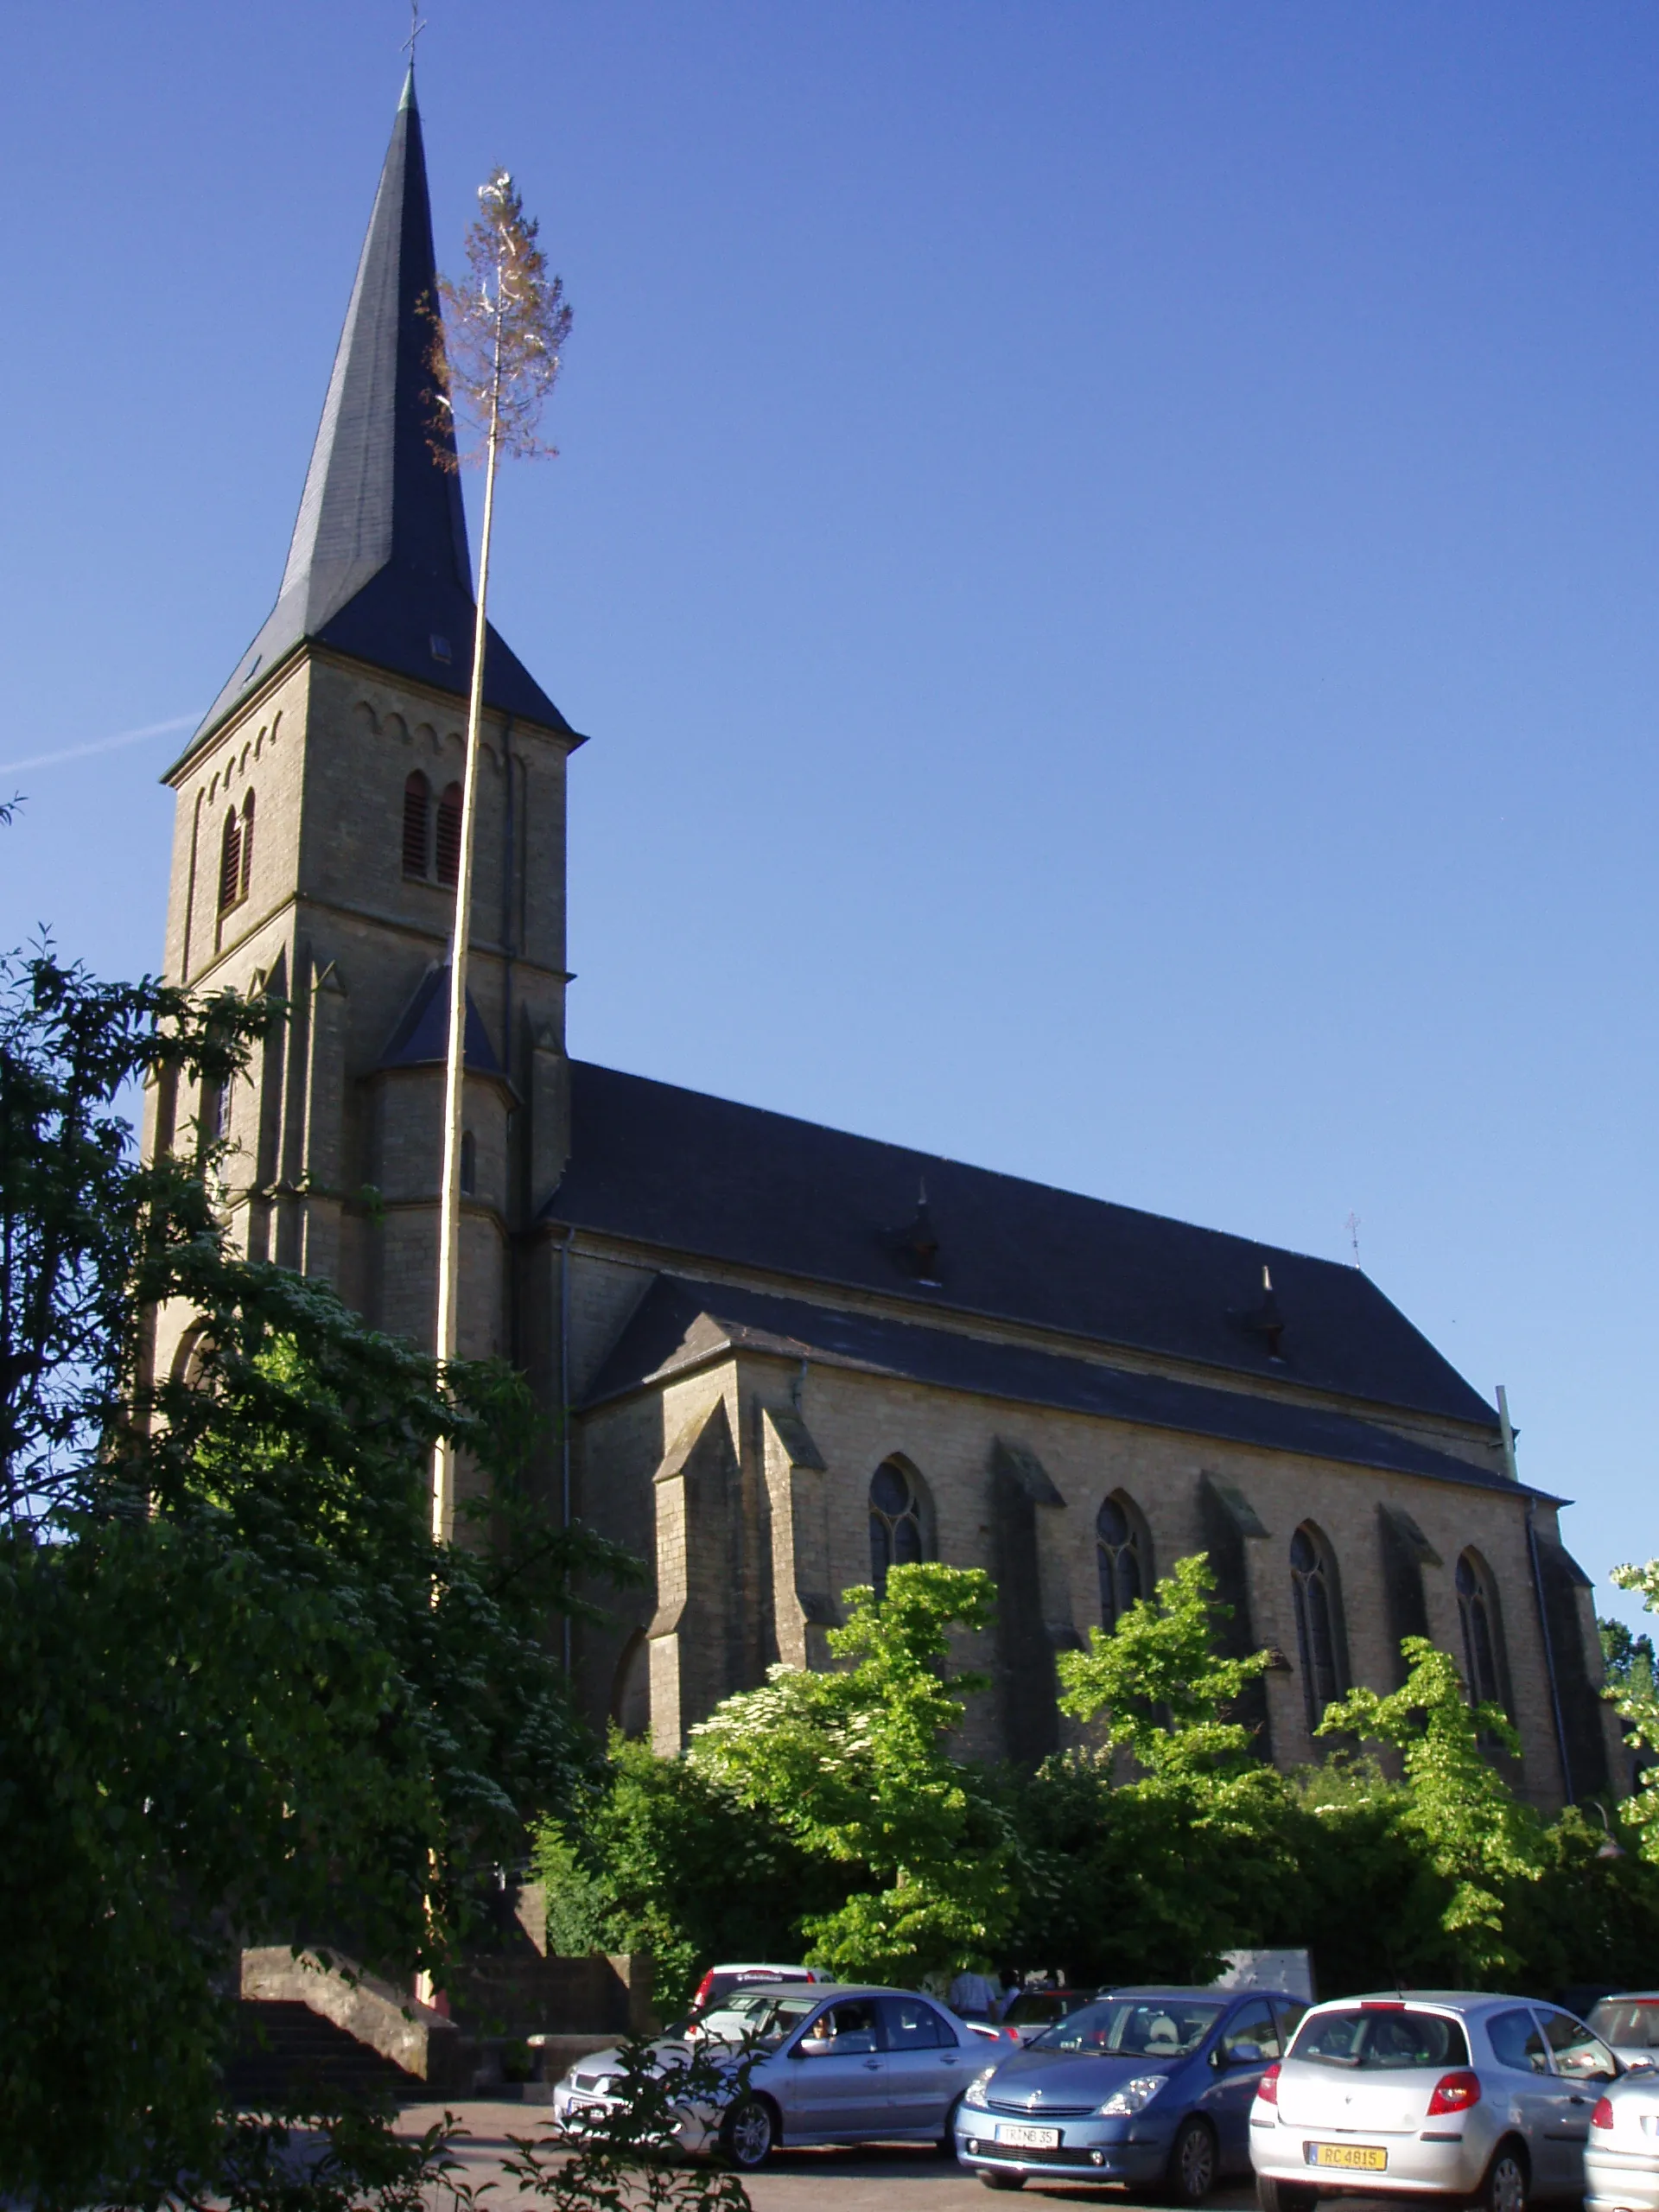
left=4, top=3, right=1658, bottom=1633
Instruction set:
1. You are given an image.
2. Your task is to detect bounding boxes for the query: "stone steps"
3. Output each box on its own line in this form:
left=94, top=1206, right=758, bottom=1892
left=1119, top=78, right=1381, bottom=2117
left=223, top=1999, right=421, bottom=2111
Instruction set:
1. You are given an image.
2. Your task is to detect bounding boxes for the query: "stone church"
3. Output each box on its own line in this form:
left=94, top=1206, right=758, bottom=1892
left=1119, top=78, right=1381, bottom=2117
left=144, top=76, right=1621, bottom=1812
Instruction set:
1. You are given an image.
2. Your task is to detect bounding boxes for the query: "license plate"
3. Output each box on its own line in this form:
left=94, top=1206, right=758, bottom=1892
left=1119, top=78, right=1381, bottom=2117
left=997, top=2124, right=1061, bottom=2149
left=1307, top=2143, right=1389, bottom=2171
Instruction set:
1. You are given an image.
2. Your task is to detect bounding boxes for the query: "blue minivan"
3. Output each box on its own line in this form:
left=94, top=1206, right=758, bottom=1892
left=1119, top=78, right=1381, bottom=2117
left=955, top=1983, right=1307, bottom=2197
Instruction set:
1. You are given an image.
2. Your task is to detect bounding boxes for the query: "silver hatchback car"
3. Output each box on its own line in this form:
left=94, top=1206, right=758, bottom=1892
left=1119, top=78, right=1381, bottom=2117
left=1251, top=1992, right=1618, bottom=2212
left=550, top=1981, right=981, bottom=2169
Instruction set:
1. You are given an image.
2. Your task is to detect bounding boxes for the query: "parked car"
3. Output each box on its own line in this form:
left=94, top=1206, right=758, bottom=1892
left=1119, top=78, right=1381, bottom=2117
left=991, top=1989, right=1100, bottom=2046
left=688, top=1961, right=826, bottom=2012
left=955, top=1983, right=1306, bottom=2198
left=1588, top=1994, right=1659, bottom=2071
left=550, top=1980, right=982, bottom=2169
left=1251, top=1991, right=1619, bottom=2212
left=1586, top=2060, right=1659, bottom=2211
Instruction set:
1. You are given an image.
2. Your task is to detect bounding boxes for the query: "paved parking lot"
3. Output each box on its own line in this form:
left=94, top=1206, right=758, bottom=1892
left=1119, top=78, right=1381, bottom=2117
left=401, top=2101, right=1263, bottom=2212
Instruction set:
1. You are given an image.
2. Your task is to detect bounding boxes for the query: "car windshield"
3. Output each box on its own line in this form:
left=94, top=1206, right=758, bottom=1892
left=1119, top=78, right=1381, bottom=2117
left=693, top=1991, right=782, bottom=2040
left=1590, top=2001, right=1659, bottom=2051
left=724, top=1994, right=822, bottom=2050
left=1030, top=1997, right=1224, bottom=2057
left=1006, top=1993, right=1071, bottom=2025
left=1293, top=2008, right=1471, bottom=2071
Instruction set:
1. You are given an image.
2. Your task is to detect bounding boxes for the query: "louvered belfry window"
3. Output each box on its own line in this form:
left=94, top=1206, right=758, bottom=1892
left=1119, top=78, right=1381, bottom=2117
left=238, top=792, right=255, bottom=900
left=435, top=781, right=463, bottom=887
left=403, top=772, right=431, bottom=877
left=218, top=806, right=243, bottom=913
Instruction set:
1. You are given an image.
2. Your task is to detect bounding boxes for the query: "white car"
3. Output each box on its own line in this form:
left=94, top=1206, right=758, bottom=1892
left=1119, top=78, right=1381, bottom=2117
left=1586, top=2069, right=1659, bottom=2212
left=1251, top=1991, right=1618, bottom=2212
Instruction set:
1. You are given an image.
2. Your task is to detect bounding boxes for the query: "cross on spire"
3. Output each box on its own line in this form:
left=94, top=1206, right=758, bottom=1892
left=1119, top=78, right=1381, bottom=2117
left=401, top=3, right=427, bottom=69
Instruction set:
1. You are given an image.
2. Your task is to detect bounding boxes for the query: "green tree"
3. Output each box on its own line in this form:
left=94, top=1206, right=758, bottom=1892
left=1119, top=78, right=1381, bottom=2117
left=690, top=1564, right=1014, bottom=1985
left=1601, top=1614, right=1657, bottom=1700
left=1607, top=1560, right=1659, bottom=1860
left=535, top=1737, right=844, bottom=2013
left=0, top=947, right=633, bottom=2208
left=1055, top=1551, right=1275, bottom=1777
left=1048, top=1553, right=1296, bottom=1980
left=1318, top=1637, right=1545, bottom=1983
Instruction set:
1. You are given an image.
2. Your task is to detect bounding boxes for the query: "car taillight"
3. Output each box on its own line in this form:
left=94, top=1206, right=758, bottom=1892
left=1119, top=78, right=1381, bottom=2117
left=1427, top=2071, right=1482, bottom=2116
left=1256, top=2064, right=1281, bottom=2106
left=1592, top=2098, right=1616, bottom=2131
left=693, top=1972, right=714, bottom=2007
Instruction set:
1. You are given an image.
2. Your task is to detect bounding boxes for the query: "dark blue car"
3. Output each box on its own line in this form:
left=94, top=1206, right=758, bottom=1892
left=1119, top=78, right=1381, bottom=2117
left=955, top=1983, right=1308, bottom=2197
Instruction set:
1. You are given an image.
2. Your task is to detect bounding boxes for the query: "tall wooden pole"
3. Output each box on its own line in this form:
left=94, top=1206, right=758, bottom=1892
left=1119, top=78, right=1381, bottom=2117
left=432, top=330, right=502, bottom=1544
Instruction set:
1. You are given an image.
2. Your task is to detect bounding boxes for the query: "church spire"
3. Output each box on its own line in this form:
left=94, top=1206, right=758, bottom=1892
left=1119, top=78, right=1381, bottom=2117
left=191, top=75, right=572, bottom=747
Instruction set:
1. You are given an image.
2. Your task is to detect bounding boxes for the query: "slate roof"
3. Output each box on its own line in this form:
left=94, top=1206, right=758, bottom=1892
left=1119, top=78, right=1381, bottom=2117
left=549, top=1062, right=1500, bottom=1432
left=379, top=963, right=503, bottom=1075
left=181, top=74, right=576, bottom=761
left=581, top=1274, right=1537, bottom=1498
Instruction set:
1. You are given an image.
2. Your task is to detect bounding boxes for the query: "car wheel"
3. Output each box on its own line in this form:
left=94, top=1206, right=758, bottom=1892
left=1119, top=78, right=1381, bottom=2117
left=1476, top=2142, right=1529, bottom=2212
left=1166, top=2116, right=1218, bottom=2205
left=719, top=2096, right=776, bottom=2171
left=977, top=2172, right=1025, bottom=2191
left=1257, top=2179, right=1319, bottom=2212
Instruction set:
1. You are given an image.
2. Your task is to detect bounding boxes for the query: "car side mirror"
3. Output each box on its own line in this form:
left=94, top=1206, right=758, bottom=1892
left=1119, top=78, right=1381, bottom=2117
left=1229, top=2043, right=1264, bottom=2067
left=785, top=2045, right=806, bottom=2062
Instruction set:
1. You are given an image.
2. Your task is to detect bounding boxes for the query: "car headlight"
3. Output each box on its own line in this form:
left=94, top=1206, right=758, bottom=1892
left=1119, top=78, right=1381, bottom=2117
left=1097, top=2075, right=1166, bottom=2117
left=963, top=2067, right=998, bottom=2110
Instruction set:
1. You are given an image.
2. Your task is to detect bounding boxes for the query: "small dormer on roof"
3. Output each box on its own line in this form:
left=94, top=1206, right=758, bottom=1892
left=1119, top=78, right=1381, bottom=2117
left=893, top=1182, right=943, bottom=1287
left=183, top=71, right=577, bottom=758
left=1234, top=1262, right=1287, bottom=1363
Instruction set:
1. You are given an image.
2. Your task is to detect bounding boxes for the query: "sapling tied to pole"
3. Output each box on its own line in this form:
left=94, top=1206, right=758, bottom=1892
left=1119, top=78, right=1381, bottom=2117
left=427, top=170, right=571, bottom=1541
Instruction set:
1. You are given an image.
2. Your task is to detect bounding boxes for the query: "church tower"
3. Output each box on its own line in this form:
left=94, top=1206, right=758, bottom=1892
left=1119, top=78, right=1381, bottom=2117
left=146, top=74, right=582, bottom=1386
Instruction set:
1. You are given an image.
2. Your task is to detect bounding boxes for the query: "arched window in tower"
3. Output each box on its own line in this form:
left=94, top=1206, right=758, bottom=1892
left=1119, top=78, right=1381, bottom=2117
left=460, top=1129, right=476, bottom=1195
left=1290, top=1522, right=1348, bottom=1733
left=238, top=791, right=255, bottom=901
left=1456, top=1549, right=1506, bottom=1713
left=403, top=771, right=432, bottom=878
left=217, top=804, right=243, bottom=914
left=1096, top=1491, right=1148, bottom=1631
left=435, top=780, right=463, bottom=887
left=869, top=1459, right=930, bottom=1599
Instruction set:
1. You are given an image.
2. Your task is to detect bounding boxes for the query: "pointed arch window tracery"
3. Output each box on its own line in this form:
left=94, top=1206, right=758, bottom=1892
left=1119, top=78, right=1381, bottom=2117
left=1456, top=1549, right=1507, bottom=1715
left=1290, top=1522, right=1348, bottom=1733
left=1096, top=1492, right=1148, bottom=1632
left=869, top=1459, right=931, bottom=1599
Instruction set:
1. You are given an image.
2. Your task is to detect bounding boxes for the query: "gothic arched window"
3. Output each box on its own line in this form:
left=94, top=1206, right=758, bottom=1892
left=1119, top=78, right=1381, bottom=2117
left=1457, top=1549, right=1506, bottom=1713
left=403, top=771, right=432, bottom=878
left=869, top=1459, right=930, bottom=1599
left=435, top=780, right=463, bottom=887
left=218, top=804, right=243, bottom=913
left=1097, top=1491, right=1148, bottom=1631
left=460, top=1129, right=477, bottom=1195
left=238, top=791, right=255, bottom=902
left=1290, top=1522, right=1348, bottom=1732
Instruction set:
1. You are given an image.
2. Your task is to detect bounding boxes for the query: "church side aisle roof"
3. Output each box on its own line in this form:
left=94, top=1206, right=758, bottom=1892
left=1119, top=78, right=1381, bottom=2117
left=580, top=1274, right=1540, bottom=1499
left=181, top=73, right=575, bottom=760
left=549, top=1061, right=1501, bottom=1433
